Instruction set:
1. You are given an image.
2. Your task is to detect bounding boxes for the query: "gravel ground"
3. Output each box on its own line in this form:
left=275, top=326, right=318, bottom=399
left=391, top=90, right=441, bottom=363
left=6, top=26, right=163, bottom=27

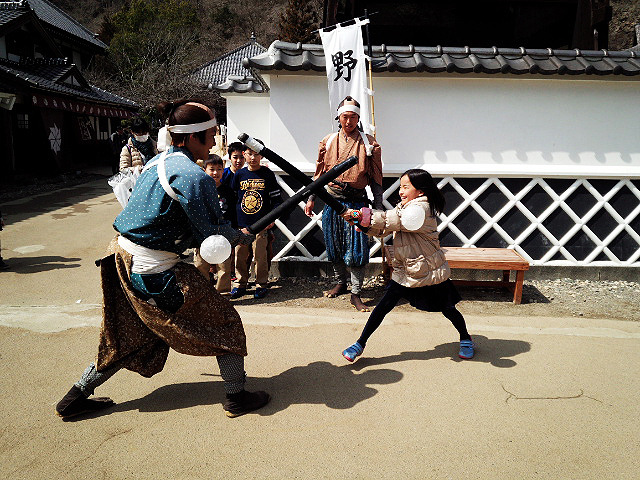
left=4, top=172, right=638, bottom=322
left=230, top=275, right=640, bottom=322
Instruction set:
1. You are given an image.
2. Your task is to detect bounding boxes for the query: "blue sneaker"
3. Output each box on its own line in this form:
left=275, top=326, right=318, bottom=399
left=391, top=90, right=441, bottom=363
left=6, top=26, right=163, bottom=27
left=254, top=287, right=269, bottom=299
left=459, top=339, right=475, bottom=359
left=342, top=342, right=364, bottom=362
left=230, top=287, right=246, bottom=299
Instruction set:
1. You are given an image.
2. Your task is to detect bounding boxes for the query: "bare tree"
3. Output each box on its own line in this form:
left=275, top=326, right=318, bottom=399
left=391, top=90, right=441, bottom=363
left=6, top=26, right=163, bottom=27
left=278, top=0, right=320, bottom=43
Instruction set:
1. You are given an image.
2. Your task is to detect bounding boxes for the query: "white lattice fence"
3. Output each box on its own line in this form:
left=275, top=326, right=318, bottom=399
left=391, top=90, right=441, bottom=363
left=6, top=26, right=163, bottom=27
left=437, top=177, right=640, bottom=266
left=271, top=174, right=640, bottom=267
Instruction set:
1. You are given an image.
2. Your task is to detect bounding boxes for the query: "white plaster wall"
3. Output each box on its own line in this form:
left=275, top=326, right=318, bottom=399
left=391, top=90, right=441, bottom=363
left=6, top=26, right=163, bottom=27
left=268, top=74, right=334, bottom=173
left=260, top=73, right=640, bottom=177
left=375, top=76, right=640, bottom=177
left=223, top=94, right=270, bottom=153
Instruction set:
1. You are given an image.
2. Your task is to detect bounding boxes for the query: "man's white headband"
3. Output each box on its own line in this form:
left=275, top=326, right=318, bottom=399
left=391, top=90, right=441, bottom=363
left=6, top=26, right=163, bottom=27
left=337, top=105, right=360, bottom=116
left=167, top=117, right=217, bottom=134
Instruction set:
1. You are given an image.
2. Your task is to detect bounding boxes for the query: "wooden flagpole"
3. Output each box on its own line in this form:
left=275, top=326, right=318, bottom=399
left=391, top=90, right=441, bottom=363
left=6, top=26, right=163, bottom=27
left=363, top=9, right=387, bottom=279
left=364, top=9, right=376, bottom=137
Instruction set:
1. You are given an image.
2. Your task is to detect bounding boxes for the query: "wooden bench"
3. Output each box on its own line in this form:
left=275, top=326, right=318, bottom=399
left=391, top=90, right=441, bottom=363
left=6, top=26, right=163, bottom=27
left=383, top=246, right=530, bottom=304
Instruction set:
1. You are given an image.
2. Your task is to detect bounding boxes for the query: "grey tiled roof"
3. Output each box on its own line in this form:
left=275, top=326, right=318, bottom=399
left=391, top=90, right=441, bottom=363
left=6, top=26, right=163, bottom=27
left=192, top=39, right=268, bottom=93
left=214, top=76, right=267, bottom=94
left=17, top=56, right=87, bottom=85
left=0, top=0, right=106, bottom=50
left=0, top=1, right=27, bottom=25
left=245, top=41, right=640, bottom=77
left=0, top=57, right=137, bottom=107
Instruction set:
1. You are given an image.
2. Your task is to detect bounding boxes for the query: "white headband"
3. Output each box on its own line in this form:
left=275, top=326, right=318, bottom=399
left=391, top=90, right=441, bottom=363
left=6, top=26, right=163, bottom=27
left=167, top=117, right=217, bottom=133
left=337, top=105, right=360, bottom=116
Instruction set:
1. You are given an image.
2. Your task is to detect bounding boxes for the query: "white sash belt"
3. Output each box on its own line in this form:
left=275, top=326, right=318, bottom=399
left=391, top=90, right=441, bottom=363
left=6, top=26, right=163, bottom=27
left=118, top=150, right=193, bottom=274
left=118, top=236, right=181, bottom=274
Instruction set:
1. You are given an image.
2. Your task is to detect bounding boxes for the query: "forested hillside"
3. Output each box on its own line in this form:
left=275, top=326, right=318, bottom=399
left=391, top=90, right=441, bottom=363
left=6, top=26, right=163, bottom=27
left=610, top=0, right=640, bottom=50
left=48, top=0, right=321, bottom=112
left=54, top=0, right=638, bottom=52
left=50, top=0, right=639, bottom=112
left=54, top=0, right=296, bottom=60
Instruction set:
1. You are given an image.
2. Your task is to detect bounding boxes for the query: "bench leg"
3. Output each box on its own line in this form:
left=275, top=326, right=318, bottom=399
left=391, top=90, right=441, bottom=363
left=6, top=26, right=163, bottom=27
left=513, top=270, right=524, bottom=304
left=502, top=270, right=510, bottom=283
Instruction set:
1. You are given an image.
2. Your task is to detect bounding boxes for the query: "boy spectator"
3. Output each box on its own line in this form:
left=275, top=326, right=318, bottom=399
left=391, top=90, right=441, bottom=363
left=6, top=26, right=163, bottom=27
left=224, top=141, right=275, bottom=273
left=194, top=155, right=237, bottom=293
left=221, top=142, right=246, bottom=187
left=230, top=140, right=281, bottom=299
left=220, top=142, right=247, bottom=284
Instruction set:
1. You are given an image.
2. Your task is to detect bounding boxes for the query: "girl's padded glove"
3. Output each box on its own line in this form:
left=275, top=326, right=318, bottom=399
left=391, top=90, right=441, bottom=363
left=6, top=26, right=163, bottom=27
left=359, top=207, right=372, bottom=228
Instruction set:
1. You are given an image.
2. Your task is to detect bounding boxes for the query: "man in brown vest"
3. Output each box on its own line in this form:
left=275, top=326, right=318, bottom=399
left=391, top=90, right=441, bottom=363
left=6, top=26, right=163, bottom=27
left=305, top=96, right=383, bottom=312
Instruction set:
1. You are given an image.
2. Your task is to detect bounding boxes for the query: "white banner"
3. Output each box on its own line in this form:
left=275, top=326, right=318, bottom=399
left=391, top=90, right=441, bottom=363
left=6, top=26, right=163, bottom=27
left=320, top=19, right=372, bottom=135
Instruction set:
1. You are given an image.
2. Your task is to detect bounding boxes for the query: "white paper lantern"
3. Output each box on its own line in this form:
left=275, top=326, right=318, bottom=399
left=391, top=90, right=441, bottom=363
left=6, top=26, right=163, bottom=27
left=400, top=204, right=426, bottom=231
left=200, top=235, right=232, bottom=264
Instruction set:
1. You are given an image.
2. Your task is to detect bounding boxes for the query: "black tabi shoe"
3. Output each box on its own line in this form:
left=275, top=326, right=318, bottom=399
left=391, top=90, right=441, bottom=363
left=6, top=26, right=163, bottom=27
left=223, top=390, right=271, bottom=418
left=55, top=385, right=114, bottom=419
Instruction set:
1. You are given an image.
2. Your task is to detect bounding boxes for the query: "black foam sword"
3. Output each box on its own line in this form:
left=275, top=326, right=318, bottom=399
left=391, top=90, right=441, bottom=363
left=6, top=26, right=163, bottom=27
left=238, top=133, right=352, bottom=216
left=241, top=134, right=357, bottom=234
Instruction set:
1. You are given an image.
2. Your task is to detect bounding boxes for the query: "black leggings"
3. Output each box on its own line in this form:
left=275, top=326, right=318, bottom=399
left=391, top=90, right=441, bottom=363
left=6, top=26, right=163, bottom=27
left=357, top=282, right=470, bottom=346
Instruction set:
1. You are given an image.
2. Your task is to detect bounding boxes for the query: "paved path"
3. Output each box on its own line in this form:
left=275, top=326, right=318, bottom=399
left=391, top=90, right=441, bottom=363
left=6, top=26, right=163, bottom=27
left=1, top=178, right=639, bottom=479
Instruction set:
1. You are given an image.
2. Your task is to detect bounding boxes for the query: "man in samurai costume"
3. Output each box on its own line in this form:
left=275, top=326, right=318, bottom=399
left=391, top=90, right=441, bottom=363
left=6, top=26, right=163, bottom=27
left=55, top=100, right=270, bottom=419
left=305, top=96, right=384, bottom=312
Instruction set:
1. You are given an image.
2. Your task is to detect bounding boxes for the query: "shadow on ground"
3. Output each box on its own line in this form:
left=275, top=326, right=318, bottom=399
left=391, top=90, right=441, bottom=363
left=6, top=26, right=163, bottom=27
left=64, top=335, right=530, bottom=420
left=350, top=335, right=531, bottom=371
left=64, top=361, right=403, bottom=420
left=5, top=255, right=82, bottom=273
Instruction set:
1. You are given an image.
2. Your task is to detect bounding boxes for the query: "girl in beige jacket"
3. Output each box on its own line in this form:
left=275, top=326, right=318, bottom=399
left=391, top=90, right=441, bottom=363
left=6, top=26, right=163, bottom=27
left=341, top=169, right=474, bottom=362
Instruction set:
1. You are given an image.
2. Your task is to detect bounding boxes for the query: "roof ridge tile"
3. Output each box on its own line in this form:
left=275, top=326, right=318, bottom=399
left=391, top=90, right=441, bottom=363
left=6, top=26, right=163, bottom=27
left=0, top=0, right=29, bottom=9
left=19, top=57, right=70, bottom=66
left=242, top=41, right=640, bottom=78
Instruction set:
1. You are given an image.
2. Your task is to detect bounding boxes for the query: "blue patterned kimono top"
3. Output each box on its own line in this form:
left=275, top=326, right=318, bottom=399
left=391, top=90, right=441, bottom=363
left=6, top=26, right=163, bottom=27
left=114, top=146, right=238, bottom=253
